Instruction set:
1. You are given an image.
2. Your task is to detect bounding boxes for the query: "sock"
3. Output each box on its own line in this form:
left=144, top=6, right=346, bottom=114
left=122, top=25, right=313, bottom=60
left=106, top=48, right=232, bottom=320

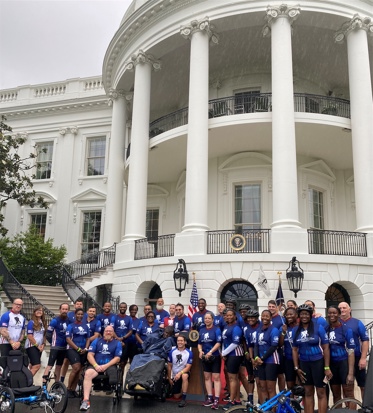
left=207, top=395, right=213, bottom=401
left=182, top=392, right=187, bottom=401
left=214, top=396, right=219, bottom=402
left=248, top=394, right=254, bottom=404
left=60, top=376, right=65, bottom=383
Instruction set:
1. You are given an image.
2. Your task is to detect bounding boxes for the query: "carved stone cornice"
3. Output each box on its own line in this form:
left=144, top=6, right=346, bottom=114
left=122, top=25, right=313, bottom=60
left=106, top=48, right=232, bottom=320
left=335, top=14, right=373, bottom=43
left=123, top=50, right=161, bottom=73
left=180, top=17, right=219, bottom=45
left=263, top=4, right=300, bottom=37
left=59, top=126, right=78, bottom=136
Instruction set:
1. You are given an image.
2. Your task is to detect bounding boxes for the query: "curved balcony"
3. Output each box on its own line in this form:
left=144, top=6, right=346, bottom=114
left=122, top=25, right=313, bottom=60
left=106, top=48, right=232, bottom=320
left=149, top=93, right=350, bottom=138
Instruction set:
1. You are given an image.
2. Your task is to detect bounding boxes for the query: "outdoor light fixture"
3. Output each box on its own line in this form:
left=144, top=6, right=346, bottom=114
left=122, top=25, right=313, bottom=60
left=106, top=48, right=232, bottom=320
left=286, top=256, right=304, bottom=298
left=173, top=258, right=189, bottom=297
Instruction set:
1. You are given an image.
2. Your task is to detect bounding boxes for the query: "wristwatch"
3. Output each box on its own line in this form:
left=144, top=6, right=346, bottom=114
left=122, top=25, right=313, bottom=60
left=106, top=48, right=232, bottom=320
left=294, top=366, right=299, bottom=371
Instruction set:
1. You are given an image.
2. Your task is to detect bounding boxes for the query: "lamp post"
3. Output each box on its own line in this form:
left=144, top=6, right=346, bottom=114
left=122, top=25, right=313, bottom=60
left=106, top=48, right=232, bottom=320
left=286, top=256, right=304, bottom=298
left=173, top=259, right=189, bottom=297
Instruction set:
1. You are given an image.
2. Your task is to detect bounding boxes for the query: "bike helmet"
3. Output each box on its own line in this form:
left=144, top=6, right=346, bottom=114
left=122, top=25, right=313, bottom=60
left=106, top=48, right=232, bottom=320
left=245, top=309, right=259, bottom=318
left=225, top=298, right=237, bottom=306
left=297, top=304, right=313, bottom=316
left=239, top=303, right=251, bottom=311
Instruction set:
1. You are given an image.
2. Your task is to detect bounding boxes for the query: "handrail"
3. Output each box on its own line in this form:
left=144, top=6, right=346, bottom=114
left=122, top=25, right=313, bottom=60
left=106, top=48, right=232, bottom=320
left=0, top=257, right=56, bottom=325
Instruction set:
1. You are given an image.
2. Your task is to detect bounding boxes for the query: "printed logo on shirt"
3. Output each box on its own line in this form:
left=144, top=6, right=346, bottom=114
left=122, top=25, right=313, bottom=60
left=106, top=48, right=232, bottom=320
left=176, top=354, right=183, bottom=364
left=101, top=344, right=110, bottom=354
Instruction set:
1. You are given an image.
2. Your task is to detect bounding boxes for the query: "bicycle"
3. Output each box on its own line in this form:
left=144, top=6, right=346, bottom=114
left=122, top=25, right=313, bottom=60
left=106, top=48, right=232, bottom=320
left=225, top=387, right=303, bottom=413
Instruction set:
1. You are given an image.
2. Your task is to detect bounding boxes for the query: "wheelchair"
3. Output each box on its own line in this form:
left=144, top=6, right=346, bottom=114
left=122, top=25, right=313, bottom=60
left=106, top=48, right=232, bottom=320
left=78, top=363, right=123, bottom=405
left=0, top=350, right=68, bottom=413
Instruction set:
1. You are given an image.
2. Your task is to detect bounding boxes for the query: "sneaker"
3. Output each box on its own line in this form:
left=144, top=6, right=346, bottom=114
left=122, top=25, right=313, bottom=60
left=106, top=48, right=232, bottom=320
left=67, top=390, right=77, bottom=398
left=80, top=400, right=90, bottom=411
left=223, top=395, right=231, bottom=402
left=223, top=402, right=234, bottom=411
left=204, top=399, right=214, bottom=407
left=211, top=400, right=219, bottom=410
left=179, top=400, right=187, bottom=408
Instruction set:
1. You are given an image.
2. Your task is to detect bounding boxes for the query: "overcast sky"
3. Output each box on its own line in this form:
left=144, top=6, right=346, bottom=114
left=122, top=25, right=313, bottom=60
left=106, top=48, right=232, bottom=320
left=0, top=0, right=132, bottom=90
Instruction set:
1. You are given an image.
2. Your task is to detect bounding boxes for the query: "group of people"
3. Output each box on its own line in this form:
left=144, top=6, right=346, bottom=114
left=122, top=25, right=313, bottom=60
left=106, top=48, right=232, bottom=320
left=0, top=296, right=370, bottom=413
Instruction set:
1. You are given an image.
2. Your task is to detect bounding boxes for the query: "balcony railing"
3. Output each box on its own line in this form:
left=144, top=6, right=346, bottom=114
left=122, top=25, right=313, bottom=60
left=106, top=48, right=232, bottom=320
left=148, top=93, right=350, bottom=138
left=207, top=229, right=270, bottom=254
left=134, top=234, right=175, bottom=260
left=308, top=229, right=367, bottom=257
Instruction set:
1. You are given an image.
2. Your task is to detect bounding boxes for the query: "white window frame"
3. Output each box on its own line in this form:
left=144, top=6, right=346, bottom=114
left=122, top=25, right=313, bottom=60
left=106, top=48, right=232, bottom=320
left=32, top=137, right=57, bottom=182
left=79, top=132, right=109, bottom=180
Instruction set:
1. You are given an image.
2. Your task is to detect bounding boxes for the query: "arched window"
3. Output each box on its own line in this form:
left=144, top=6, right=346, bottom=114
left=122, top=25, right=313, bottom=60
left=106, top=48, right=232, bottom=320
left=325, top=283, right=350, bottom=308
left=221, top=281, right=258, bottom=309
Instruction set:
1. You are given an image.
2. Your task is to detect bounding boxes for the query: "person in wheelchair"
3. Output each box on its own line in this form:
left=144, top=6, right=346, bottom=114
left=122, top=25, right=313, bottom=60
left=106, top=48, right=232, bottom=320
left=80, top=326, right=122, bottom=411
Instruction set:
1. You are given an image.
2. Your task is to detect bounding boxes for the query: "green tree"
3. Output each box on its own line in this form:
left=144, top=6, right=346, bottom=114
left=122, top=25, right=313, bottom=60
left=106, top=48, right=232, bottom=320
left=0, top=226, right=67, bottom=286
left=0, top=115, right=47, bottom=236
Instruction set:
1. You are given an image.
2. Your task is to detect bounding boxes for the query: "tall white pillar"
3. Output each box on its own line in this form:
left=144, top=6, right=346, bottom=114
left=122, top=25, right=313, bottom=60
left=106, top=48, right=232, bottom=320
left=103, top=89, right=128, bottom=247
left=180, top=18, right=218, bottom=232
left=123, top=50, right=161, bottom=241
left=264, top=5, right=301, bottom=229
left=335, top=15, right=373, bottom=233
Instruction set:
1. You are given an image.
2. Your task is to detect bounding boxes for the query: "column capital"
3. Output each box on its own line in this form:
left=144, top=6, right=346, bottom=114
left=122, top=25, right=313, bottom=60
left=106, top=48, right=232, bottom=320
left=263, top=4, right=300, bottom=37
left=335, top=14, right=373, bottom=43
left=124, top=49, right=161, bottom=72
left=180, top=17, right=219, bottom=44
left=107, top=88, right=131, bottom=106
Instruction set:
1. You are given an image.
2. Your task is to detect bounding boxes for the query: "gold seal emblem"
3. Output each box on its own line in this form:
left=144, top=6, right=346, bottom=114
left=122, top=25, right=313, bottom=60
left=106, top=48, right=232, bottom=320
left=189, top=330, right=199, bottom=342
left=229, top=234, right=246, bottom=251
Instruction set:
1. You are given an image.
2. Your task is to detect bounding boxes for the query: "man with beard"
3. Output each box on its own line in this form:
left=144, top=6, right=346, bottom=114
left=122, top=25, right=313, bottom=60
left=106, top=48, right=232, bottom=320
left=0, top=298, right=25, bottom=356
left=192, top=298, right=212, bottom=332
left=42, top=303, right=70, bottom=382
left=97, top=302, right=115, bottom=335
left=111, top=302, right=133, bottom=371
left=154, top=298, right=170, bottom=326
left=174, top=303, right=191, bottom=337
left=86, top=306, right=101, bottom=344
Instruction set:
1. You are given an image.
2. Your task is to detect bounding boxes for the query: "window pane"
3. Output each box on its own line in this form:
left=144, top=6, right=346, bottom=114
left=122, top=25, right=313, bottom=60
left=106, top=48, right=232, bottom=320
left=146, top=209, right=159, bottom=240
left=81, top=211, right=102, bottom=257
left=309, top=189, right=324, bottom=229
left=234, top=184, right=261, bottom=231
left=30, top=214, right=47, bottom=239
left=35, top=142, right=53, bottom=180
left=87, top=137, right=106, bottom=176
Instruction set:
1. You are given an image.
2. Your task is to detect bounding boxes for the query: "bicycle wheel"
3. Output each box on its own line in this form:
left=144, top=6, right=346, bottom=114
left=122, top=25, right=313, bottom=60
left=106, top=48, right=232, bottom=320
left=330, top=398, right=363, bottom=410
left=223, top=404, right=248, bottom=413
left=0, top=386, right=15, bottom=413
left=48, top=381, right=68, bottom=413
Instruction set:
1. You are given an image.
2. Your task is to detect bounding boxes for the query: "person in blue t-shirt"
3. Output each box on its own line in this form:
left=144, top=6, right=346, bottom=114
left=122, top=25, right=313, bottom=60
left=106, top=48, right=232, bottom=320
left=67, top=299, right=88, bottom=323
left=86, top=306, right=101, bottom=344
left=192, top=298, right=212, bottom=331
left=292, top=304, right=331, bottom=413
left=97, top=302, right=115, bottom=335
left=326, top=305, right=355, bottom=408
left=135, top=311, right=160, bottom=345
left=198, top=311, right=222, bottom=409
left=66, top=308, right=90, bottom=398
left=174, top=303, right=191, bottom=337
left=153, top=297, right=170, bottom=326
left=80, top=326, right=122, bottom=411
left=111, top=302, right=133, bottom=369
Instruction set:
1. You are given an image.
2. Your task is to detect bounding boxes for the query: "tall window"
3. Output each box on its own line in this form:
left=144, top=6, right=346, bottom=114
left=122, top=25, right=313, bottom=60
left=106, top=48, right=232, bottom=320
left=309, top=188, right=324, bottom=229
left=30, top=213, right=47, bottom=239
left=81, top=211, right=102, bottom=259
left=234, top=184, right=261, bottom=232
left=234, top=90, right=260, bottom=114
left=35, top=142, right=53, bottom=179
left=87, top=137, right=106, bottom=176
left=146, top=209, right=159, bottom=240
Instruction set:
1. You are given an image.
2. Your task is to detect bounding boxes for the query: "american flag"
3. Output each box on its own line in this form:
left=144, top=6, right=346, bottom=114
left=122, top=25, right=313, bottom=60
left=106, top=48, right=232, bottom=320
left=187, top=281, right=199, bottom=320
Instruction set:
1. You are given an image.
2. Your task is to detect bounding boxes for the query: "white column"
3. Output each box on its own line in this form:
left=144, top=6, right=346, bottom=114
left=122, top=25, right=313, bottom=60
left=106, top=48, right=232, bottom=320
left=103, top=89, right=127, bottom=247
left=123, top=50, right=161, bottom=241
left=335, top=16, right=373, bottom=233
left=180, top=18, right=218, bottom=232
left=264, top=5, right=301, bottom=229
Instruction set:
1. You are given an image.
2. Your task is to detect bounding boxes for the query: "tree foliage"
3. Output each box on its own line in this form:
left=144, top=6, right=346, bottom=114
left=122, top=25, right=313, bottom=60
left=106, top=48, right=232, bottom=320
left=0, top=115, right=47, bottom=236
left=0, top=226, right=67, bottom=286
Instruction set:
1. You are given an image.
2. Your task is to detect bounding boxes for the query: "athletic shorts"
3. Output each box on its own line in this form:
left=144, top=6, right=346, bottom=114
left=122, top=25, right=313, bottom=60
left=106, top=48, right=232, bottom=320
left=48, top=348, right=66, bottom=367
left=0, top=344, right=13, bottom=358
left=257, top=362, right=278, bottom=381
left=299, top=358, right=325, bottom=388
left=277, top=351, right=285, bottom=374
left=244, top=357, right=254, bottom=376
left=87, top=364, right=118, bottom=385
left=67, top=348, right=87, bottom=366
left=26, top=346, right=42, bottom=366
left=354, top=356, right=366, bottom=388
left=330, top=358, right=349, bottom=385
left=283, top=357, right=296, bottom=383
left=202, top=356, right=221, bottom=373
left=225, top=356, right=244, bottom=374
left=171, top=372, right=190, bottom=395
left=121, top=342, right=138, bottom=362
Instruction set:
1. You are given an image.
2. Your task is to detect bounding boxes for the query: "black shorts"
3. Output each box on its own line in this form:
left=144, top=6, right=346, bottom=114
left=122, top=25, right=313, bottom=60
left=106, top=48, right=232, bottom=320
left=225, top=356, right=244, bottom=374
left=67, top=348, right=87, bottom=366
left=300, top=358, right=325, bottom=388
left=277, top=351, right=285, bottom=374
left=121, top=342, right=138, bottom=362
left=172, top=372, right=190, bottom=395
left=202, top=356, right=221, bottom=373
left=283, top=357, right=296, bottom=383
left=48, top=348, right=67, bottom=367
left=244, top=357, right=254, bottom=376
left=26, top=346, right=42, bottom=366
left=257, top=362, right=278, bottom=381
left=330, top=358, right=349, bottom=385
left=0, top=344, right=13, bottom=357
left=87, top=365, right=118, bottom=385
left=354, top=356, right=366, bottom=387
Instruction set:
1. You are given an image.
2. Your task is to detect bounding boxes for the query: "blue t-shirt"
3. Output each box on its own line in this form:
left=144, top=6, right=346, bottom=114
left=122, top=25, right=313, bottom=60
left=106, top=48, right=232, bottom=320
left=136, top=320, right=160, bottom=341
left=46, top=316, right=69, bottom=349
left=327, top=324, right=355, bottom=361
left=97, top=313, right=115, bottom=335
left=198, top=326, right=222, bottom=356
left=0, top=311, right=25, bottom=343
left=292, top=323, right=329, bottom=362
left=271, top=314, right=284, bottom=330
left=67, top=311, right=87, bottom=324
left=254, top=324, right=280, bottom=364
left=222, top=323, right=244, bottom=356
left=174, top=315, right=191, bottom=334
left=89, top=337, right=122, bottom=365
left=111, top=314, right=132, bottom=341
left=314, top=316, right=328, bottom=328
left=340, top=317, right=369, bottom=357
left=154, top=309, right=170, bottom=324
left=66, top=322, right=90, bottom=349
left=214, top=314, right=225, bottom=330
left=244, top=321, right=261, bottom=349
left=192, top=311, right=213, bottom=331
left=282, top=324, right=297, bottom=360
left=86, top=318, right=101, bottom=338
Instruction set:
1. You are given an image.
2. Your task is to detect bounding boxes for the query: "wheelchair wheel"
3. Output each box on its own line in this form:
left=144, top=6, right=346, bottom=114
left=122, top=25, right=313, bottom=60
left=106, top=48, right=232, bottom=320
left=48, top=381, right=68, bottom=413
left=290, top=399, right=302, bottom=413
left=330, top=398, right=363, bottom=410
left=0, top=387, right=15, bottom=413
left=222, top=404, right=246, bottom=413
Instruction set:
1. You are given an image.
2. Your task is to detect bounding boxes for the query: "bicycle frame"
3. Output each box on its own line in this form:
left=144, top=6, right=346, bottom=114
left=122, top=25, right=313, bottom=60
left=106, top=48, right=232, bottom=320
left=252, top=390, right=299, bottom=413
left=13, top=383, right=51, bottom=405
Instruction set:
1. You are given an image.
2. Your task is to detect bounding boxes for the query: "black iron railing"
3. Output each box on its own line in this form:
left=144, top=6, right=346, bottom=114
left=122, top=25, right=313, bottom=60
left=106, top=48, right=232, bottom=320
left=308, top=229, right=367, bottom=257
left=0, top=257, right=56, bottom=324
left=134, top=234, right=175, bottom=260
left=207, top=229, right=270, bottom=254
left=65, top=244, right=116, bottom=281
left=147, top=93, right=350, bottom=139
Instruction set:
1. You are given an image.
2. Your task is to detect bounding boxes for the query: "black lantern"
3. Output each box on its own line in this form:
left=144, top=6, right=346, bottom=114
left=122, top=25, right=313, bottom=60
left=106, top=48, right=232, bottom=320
left=173, top=259, right=189, bottom=297
left=286, top=256, right=304, bottom=298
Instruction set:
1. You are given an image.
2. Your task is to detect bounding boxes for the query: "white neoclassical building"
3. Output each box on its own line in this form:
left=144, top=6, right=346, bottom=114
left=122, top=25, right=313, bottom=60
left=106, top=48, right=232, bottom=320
left=1, top=0, right=372, bottom=322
